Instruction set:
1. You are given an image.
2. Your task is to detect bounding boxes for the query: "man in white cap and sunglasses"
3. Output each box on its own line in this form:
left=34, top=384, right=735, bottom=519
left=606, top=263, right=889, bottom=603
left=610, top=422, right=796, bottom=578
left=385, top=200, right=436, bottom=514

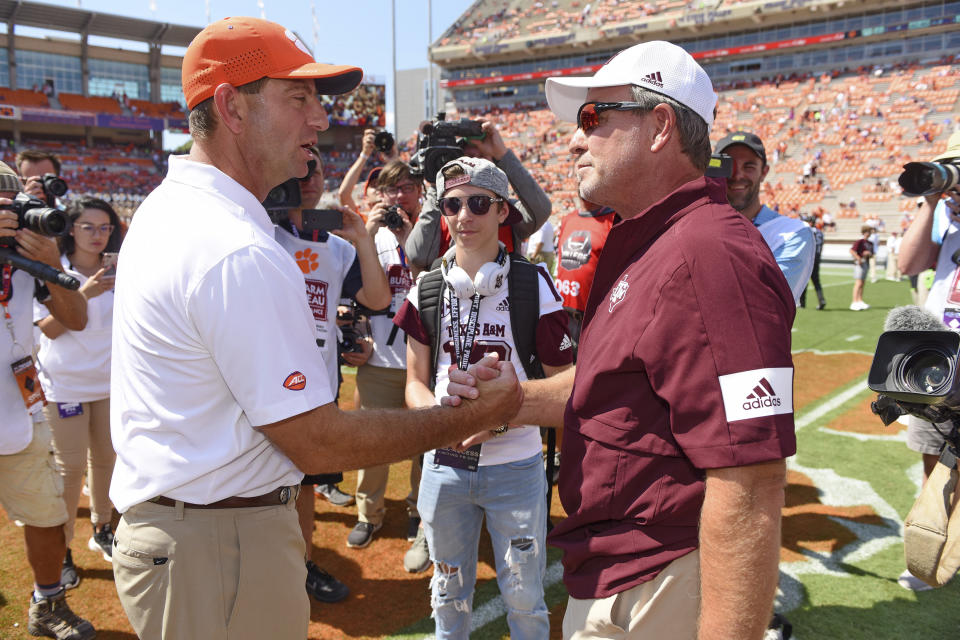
left=109, top=17, right=522, bottom=639
left=445, top=41, right=796, bottom=639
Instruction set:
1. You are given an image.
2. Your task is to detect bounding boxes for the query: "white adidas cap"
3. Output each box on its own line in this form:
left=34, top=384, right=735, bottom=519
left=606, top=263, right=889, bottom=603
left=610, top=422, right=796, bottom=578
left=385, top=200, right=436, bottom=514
left=545, top=40, right=717, bottom=129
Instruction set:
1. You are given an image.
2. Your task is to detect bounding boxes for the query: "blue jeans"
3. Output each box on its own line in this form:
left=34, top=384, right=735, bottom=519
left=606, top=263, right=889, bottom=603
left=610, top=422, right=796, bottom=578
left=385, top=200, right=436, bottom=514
left=418, top=451, right=549, bottom=640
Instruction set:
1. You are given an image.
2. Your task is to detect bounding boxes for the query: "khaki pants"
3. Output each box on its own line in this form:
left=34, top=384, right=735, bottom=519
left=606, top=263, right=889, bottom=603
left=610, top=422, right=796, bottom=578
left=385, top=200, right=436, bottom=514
left=562, top=550, right=700, bottom=640
left=113, top=497, right=307, bottom=640
left=44, top=398, right=114, bottom=544
left=355, top=364, right=421, bottom=524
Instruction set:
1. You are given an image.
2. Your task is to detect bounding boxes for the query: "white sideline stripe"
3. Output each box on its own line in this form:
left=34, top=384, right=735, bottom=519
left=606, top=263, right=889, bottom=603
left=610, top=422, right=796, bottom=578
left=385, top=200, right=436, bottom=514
left=845, top=334, right=863, bottom=342
left=817, top=427, right=908, bottom=443
left=795, top=378, right=868, bottom=431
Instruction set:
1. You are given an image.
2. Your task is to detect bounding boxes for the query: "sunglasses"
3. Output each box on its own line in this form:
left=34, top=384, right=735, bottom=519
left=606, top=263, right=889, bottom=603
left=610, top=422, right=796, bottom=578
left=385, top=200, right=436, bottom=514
left=576, top=101, right=647, bottom=132
left=439, top=195, right=504, bottom=216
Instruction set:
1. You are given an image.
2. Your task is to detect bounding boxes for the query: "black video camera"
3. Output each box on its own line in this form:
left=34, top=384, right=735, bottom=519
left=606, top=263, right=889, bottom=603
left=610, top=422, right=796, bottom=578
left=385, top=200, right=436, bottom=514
left=0, top=193, right=72, bottom=248
left=262, top=157, right=319, bottom=211
left=868, top=330, right=960, bottom=425
left=899, top=160, right=960, bottom=197
left=410, top=113, right=485, bottom=182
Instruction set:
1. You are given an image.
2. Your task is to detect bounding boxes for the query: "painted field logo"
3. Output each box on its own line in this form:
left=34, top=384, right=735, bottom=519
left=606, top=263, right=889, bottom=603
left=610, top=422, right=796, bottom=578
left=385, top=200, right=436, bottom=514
left=743, top=377, right=782, bottom=410
left=718, top=367, right=792, bottom=422
left=283, top=371, right=306, bottom=391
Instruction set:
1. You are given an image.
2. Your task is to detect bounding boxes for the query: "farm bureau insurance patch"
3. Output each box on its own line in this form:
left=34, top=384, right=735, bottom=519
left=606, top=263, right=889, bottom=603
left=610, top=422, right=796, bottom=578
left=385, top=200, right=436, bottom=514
left=718, top=367, right=793, bottom=422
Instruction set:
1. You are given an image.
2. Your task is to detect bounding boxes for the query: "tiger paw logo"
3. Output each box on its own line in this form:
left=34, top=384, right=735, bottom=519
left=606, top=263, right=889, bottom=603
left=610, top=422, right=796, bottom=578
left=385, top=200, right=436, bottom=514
left=295, top=248, right=319, bottom=274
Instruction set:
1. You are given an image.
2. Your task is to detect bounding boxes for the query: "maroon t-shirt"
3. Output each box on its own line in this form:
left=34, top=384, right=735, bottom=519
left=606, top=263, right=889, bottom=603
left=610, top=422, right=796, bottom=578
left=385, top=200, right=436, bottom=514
left=547, top=177, right=797, bottom=599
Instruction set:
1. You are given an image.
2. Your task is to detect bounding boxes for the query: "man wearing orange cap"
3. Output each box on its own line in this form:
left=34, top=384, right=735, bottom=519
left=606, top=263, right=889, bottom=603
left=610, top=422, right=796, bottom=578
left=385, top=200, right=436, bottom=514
left=108, top=17, right=522, bottom=639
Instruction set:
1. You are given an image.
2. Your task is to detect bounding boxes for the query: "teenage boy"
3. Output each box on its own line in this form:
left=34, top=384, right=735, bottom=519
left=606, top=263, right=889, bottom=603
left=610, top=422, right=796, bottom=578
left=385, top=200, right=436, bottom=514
left=394, top=157, right=573, bottom=639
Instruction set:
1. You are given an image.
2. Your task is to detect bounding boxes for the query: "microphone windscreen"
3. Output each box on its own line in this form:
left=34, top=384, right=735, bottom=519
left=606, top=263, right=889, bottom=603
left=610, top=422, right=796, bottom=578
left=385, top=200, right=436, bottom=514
left=883, top=305, right=948, bottom=332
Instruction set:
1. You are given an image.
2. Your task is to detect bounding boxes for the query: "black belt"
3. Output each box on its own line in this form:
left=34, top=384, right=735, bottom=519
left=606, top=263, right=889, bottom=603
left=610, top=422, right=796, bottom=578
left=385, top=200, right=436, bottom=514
left=147, top=485, right=298, bottom=509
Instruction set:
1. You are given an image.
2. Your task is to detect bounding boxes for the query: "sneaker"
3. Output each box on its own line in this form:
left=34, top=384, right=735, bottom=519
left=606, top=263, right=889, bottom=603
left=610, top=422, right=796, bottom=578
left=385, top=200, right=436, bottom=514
left=897, top=569, right=934, bottom=591
left=403, top=526, right=431, bottom=573
left=28, top=588, right=96, bottom=640
left=87, top=523, right=113, bottom=562
left=305, top=561, right=349, bottom=603
left=315, top=483, right=355, bottom=507
left=406, top=516, right=421, bottom=542
left=60, top=550, right=80, bottom=591
left=346, top=521, right=381, bottom=548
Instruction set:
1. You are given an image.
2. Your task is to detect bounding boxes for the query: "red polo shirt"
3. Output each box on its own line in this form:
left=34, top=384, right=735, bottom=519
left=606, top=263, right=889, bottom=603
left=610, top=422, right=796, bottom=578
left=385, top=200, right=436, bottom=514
left=547, top=176, right=797, bottom=599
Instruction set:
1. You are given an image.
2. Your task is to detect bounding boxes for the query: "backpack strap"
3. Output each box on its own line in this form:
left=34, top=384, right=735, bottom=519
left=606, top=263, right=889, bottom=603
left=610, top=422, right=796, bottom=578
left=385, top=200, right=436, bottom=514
left=506, top=253, right=545, bottom=381
left=417, top=267, right=446, bottom=392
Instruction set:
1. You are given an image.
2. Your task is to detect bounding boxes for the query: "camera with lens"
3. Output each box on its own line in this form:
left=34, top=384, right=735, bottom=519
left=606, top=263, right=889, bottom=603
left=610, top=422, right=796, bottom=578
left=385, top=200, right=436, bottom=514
left=899, top=159, right=960, bottom=197
left=374, top=130, right=395, bottom=154
left=383, top=205, right=404, bottom=231
left=410, top=113, right=485, bottom=182
left=869, top=329, right=960, bottom=425
left=41, top=173, right=68, bottom=201
left=337, top=304, right=366, bottom=355
left=0, top=193, right=72, bottom=248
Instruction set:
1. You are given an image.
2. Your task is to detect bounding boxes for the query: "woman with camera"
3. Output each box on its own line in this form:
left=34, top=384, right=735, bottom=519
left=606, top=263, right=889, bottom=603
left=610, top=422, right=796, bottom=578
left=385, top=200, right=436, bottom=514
left=35, top=197, right=122, bottom=589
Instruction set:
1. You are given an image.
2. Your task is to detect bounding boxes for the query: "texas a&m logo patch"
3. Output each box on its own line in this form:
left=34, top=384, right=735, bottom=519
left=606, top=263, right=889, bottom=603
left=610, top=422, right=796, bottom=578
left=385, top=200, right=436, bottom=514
left=283, top=371, right=307, bottom=391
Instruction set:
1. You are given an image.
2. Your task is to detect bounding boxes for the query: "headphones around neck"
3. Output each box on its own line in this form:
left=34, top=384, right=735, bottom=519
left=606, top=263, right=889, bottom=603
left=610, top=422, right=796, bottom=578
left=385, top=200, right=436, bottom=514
left=441, top=245, right=510, bottom=299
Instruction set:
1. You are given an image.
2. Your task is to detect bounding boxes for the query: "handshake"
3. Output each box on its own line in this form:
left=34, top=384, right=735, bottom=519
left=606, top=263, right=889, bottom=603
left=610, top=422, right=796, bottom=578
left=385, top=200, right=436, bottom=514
left=441, top=352, right=525, bottom=449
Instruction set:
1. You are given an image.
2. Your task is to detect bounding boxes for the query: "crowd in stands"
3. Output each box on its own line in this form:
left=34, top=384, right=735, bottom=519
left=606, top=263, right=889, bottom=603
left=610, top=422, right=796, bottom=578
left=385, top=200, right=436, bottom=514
left=436, top=0, right=718, bottom=48
left=322, top=84, right=386, bottom=128
left=3, top=57, right=958, bottom=238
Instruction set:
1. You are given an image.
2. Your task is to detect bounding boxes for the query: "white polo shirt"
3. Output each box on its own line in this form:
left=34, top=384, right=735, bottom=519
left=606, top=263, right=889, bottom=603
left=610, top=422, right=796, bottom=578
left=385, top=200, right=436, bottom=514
left=109, top=156, right=334, bottom=513
left=34, top=255, right=113, bottom=402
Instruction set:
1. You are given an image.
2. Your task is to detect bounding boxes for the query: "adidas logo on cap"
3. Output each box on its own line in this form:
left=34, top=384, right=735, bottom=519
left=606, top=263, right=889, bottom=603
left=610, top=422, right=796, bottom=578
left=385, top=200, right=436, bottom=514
left=641, top=71, right=664, bottom=89
left=742, top=377, right=782, bottom=410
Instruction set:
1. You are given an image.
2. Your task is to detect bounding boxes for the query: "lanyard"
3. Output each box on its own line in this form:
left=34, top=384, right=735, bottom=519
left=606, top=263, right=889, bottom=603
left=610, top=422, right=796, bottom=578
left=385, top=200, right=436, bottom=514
left=448, top=286, right=483, bottom=372
left=1, top=265, right=24, bottom=355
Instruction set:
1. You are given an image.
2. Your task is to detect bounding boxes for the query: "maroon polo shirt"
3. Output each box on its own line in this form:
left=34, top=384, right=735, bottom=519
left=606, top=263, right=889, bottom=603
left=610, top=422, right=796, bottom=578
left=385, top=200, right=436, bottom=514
left=547, top=176, right=797, bottom=600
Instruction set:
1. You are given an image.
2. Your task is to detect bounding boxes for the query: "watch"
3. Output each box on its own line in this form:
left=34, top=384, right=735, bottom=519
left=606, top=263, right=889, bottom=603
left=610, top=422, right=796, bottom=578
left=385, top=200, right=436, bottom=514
left=490, top=424, right=509, bottom=437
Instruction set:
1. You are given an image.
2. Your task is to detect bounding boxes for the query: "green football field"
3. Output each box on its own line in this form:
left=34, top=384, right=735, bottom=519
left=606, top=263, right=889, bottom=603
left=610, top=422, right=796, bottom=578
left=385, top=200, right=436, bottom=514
left=390, top=265, right=960, bottom=640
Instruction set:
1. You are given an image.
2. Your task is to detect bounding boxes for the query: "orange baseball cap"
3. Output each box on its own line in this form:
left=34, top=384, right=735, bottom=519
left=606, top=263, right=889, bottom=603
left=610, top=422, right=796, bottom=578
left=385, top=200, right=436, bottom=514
left=182, top=16, right=364, bottom=110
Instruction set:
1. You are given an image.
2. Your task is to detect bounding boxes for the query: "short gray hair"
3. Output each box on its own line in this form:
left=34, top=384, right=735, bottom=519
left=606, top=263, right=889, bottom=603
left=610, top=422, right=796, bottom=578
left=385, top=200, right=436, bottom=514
left=631, top=85, right=711, bottom=172
left=188, top=77, right=270, bottom=140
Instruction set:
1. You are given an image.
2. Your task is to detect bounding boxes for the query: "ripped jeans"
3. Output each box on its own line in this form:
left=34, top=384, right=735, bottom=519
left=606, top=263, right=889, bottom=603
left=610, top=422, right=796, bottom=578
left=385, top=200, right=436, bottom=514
left=418, top=451, right=548, bottom=640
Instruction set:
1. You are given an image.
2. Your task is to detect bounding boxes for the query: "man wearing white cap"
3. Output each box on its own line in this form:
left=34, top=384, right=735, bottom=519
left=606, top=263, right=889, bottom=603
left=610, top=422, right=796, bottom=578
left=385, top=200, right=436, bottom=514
left=447, top=41, right=796, bottom=639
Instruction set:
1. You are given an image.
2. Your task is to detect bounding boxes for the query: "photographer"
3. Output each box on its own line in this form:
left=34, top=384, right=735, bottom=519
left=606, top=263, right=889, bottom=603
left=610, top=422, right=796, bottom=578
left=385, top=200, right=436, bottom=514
left=338, top=127, right=398, bottom=213
left=273, top=145, right=390, bottom=603
left=895, top=132, right=960, bottom=590
left=0, top=161, right=94, bottom=638
left=405, top=119, right=552, bottom=276
left=346, top=159, right=425, bottom=552
left=16, top=149, right=64, bottom=207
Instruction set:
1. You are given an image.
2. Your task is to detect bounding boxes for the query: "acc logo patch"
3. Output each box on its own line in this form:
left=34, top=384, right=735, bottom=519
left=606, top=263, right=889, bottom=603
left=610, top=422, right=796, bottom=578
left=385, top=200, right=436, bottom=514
left=283, top=371, right=307, bottom=391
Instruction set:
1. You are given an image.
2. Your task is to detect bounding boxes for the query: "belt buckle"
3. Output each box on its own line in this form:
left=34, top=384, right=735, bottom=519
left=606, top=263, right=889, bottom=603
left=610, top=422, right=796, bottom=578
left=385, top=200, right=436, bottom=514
left=278, top=486, right=291, bottom=505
